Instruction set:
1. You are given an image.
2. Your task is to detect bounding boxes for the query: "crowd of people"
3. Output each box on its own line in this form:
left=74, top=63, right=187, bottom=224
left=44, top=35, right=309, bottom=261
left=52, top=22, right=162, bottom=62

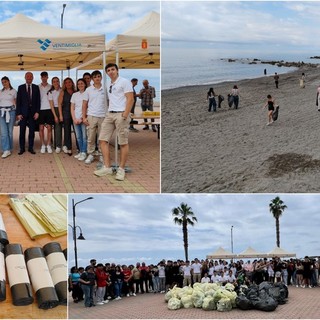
left=69, top=256, right=319, bottom=308
left=0, top=65, right=157, bottom=181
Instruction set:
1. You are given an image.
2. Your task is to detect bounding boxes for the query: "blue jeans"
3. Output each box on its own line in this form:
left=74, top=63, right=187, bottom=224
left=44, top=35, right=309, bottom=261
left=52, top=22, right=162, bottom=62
left=81, top=284, right=94, bottom=307
left=208, top=98, right=217, bottom=112
left=152, top=276, right=160, bottom=293
left=114, top=281, right=123, bottom=298
left=0, top=108, right=15, bottom=152
left=74, top=123, right=87, bottom=153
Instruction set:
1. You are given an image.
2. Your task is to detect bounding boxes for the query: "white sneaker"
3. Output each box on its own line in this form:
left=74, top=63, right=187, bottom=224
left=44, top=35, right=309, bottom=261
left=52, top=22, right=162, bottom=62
left=55, top=147, right=61, bottom=153
left=103, top=300, right=109, bottom=304
left=78, top=153, right=87, bottom=161
left=62, top=145, right=68, bottom=154
left=308, top=285, right=312, bottom=288
left=40, top=145, right=46, bottom=153
left=115, top=296, right=121, bottom=300
left=96, top=302, right=104, bottom=305
left=94, top=166, right=113, bottom=177
left=126, top=294, right=130, bottom=297
left=47, top=145, right=53, bottom=154
left=74, top=153, right=81, bottom=159
left=296, top=285, right=299, bottom=288
left=84, top=154, right=94, bottom=164
left=2, top=151, right=11, bottom=158
left=115, top=167, right=125, bottom=181
left=132, top=293, right=136, bottom=296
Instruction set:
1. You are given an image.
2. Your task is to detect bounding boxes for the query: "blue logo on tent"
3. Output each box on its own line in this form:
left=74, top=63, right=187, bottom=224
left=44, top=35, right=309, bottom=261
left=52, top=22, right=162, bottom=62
left=37, top=39, right=52, bottom=51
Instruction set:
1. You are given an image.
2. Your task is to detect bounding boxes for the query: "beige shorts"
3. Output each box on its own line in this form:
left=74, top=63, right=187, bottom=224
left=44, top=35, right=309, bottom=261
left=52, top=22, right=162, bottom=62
left=99, top=112, right=130, bottom=145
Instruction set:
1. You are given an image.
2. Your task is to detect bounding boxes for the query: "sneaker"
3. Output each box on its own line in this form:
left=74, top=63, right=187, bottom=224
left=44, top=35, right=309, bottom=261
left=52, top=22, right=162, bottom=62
left=102, top=300, right=109, bottom=304
left=126, top=294, right=130, bottom=297
left=308, top=285, right=312, bottom=288
left=74, top=153, right=81, bottom=159
left=302, top=285, right=305, bottom=288
left=94, top=166, right=113, bottom=177
left=296, top=285, right=299, bottom=288
left=2, top=150, right=11, bottom=158
left=107, top=296, right=112, bottom=300
left=47, top=145, right=53, bottom=154
left=143, top=126, right=149, bottom=130
left=115, top=297, right=121, bottom=301
left=96, top=302, right=104, bottom=305
left=152, top=125, right=157, bottom=132
left=115, top=167, right=125, bottom=181
left=55, top=147, right=61, bottom=154
left=85, top=154, right=94, bottom=164
left=129, top=127, right=139, bottom=132
left=78, top=153, right=87, bottom=161
left=62, top=145, right=68, bottom=154
left=93, top=150, right=100, bottom=156
left=132, top=293, right=136, bottom=296
left=40, top=145, right=46, bottom=153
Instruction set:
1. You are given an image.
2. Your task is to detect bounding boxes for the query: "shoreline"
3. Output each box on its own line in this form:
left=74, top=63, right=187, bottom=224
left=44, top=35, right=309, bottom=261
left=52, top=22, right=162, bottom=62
left=162, top=65, right=314, bottom=92
left=161, top=64, right=320, bottom=193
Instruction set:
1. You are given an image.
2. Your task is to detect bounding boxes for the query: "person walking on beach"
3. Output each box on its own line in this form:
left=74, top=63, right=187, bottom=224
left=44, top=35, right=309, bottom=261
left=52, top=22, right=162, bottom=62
left=263, top=94, right=276, bottom=126
left=274, top=73, right=279, bottom=89
left=300, top=73, right=306, bottom=88
left=316, top=85, right=320, bottom=111
left=231, top=85, right=240, bottom=109
left=207, top=88, right=217, bottom=112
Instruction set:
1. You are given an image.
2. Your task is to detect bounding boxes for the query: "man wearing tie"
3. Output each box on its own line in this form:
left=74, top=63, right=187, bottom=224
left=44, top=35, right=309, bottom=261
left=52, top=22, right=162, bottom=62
left=16, top=72, right=40, bottom=154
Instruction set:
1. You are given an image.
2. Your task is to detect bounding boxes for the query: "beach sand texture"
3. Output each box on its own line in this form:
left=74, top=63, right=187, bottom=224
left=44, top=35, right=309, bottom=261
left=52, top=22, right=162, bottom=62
left=161, top=66, right=320, bottom=193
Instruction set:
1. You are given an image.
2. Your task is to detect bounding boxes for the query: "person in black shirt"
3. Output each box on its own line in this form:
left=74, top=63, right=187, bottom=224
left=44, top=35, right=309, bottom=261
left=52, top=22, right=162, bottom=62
left=80, top=266, right=96, bottom=308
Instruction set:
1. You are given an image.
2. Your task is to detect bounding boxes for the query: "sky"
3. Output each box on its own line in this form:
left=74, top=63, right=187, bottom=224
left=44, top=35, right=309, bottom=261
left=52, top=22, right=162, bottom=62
left=68, top=194, right=320, bottom=268
left=162, top=1, right=320, bottom=56
left=0, top=1, right=160, bottom=99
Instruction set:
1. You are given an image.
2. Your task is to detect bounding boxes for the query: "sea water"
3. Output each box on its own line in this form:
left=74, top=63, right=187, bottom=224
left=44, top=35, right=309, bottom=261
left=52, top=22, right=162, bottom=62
left=161, top=46, right=317, bottom=90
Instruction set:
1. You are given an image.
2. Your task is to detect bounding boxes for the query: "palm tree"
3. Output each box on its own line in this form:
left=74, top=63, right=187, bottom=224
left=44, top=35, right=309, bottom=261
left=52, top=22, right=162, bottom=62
left=172, top=202, right=198, bottom=261
left=269, top=196, right=287, bottom=248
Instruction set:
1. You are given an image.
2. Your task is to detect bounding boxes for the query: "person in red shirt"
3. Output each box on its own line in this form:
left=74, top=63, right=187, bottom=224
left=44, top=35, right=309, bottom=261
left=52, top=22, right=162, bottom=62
left=95, top=263, right=109, bottom=305
left=123, top=265, right=134, bottom=297
left=139, top=262, right=150, bottom=293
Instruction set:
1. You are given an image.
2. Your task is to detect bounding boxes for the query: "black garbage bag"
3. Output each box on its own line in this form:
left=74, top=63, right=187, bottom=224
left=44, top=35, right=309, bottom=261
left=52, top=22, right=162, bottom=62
left=228, top=94, right=234, bottom=107
left=236, top=295, right=253, bottom=310
left=254, top=296, right=278, bottom=312
left=271, top=283, right=288, bottom=304
left=259, top=281, right=272, bottom=292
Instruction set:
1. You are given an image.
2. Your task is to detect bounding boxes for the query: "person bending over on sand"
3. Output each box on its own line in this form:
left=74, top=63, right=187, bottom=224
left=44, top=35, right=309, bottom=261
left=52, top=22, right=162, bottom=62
left=207, top=87, right=217, bottom=112
left=300, top=73, right=306, bottom=88
left=231, top=85, right=240, bottom=109
left=263, top=94, right=276, bottom=126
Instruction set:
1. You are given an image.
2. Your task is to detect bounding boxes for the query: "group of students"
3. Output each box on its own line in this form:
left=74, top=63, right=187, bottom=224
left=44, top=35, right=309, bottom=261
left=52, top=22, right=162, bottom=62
left=69, top=256, right=319, bottom=308
left=0, top=64, right=156, bottom=181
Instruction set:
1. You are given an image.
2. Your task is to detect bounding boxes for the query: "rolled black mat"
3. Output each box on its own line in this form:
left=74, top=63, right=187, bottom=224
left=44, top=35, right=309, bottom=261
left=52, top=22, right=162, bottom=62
left=0, top=243, right=6, bottom=301
left=0, top=213, right=9, bottom=246
left=43, top=242, right=67, bottom=305
left=24, top=247, right=59, bottom=309
left=4, top=244, right=34, bottom=306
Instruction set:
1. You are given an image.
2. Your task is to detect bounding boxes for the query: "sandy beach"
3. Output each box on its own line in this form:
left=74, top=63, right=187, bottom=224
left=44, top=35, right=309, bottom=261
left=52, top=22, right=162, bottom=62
left=161, top=66, right=320, bottom=193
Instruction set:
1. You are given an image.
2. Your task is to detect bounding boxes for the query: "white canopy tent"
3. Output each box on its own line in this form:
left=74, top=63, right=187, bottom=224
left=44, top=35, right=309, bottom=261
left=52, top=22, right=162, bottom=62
left=206, top=247, right=236, bottom=260
left=267, top=247, right=296, bottom=258
left=0, top=14, right=105, bottom=71
left=237, top=246, right=267, bottom=259
left=77, top=11, right=160, bottom=70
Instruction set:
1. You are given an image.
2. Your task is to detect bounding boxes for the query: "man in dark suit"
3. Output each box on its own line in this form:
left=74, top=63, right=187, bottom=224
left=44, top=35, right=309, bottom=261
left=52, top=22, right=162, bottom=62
left=16, top=72, right=40, bottom=154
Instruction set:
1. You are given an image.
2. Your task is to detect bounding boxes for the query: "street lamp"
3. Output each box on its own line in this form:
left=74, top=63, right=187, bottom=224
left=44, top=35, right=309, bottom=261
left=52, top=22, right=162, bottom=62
left=231, top=226, right=234, bottom=254
left=71, top=197, right=94, bottom=268
left=61, top=4, right=67, bottom=29
left=60, top=4, right=67, bottom=80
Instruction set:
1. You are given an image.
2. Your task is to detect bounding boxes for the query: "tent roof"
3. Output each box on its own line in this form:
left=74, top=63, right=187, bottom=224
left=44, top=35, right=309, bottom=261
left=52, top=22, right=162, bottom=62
left=206, top=247, right=235, bottom=259
left=0, top=14, right=105, bottom=71
left=77, top=11, right=160, bottom=70
left=237, top=246, right=266, bottom=258
left=267, top=247, right=296, bottom=258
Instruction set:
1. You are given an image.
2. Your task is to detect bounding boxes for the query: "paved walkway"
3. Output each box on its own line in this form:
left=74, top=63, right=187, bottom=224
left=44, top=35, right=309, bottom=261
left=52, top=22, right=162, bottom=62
left=68, top=286, right=320, bottom=319
left=0, top=118, right=159, bottom=193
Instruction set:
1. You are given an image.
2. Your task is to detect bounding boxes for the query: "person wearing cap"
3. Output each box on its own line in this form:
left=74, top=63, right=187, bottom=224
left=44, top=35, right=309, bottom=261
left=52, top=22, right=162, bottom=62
left=79, top=265, right=96, bottom=308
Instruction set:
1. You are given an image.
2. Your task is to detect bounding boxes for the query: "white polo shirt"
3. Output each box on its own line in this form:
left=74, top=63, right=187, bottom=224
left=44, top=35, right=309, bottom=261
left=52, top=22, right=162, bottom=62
left=182, top=265, right=192, bottom=276
left=48, top=89, right=61, bottom=108
left=0, top=88, right=17, bottom=107
left=191, top=262, right=202, bottom=274
left=83, top=85, right=106, bottom=117
left=108, top=76, right=133, bottom=112
left=71, top=91, right=86, bottom=119
left=39, top=83, right=51, bottom=110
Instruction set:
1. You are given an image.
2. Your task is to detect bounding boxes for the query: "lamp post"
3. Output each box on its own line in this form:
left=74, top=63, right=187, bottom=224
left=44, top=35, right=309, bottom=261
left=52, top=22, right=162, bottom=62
left=71, top=197, right=93, bottom=268
left=60, top=4, right=67, bottom=80
left=231, top=226, right=234, bottom=254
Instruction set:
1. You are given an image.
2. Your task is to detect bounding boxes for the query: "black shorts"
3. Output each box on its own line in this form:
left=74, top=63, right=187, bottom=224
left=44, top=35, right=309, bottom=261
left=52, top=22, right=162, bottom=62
left=38, top=109, right=54, bottom=125
left=268, top=106, right=274, bottom=111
